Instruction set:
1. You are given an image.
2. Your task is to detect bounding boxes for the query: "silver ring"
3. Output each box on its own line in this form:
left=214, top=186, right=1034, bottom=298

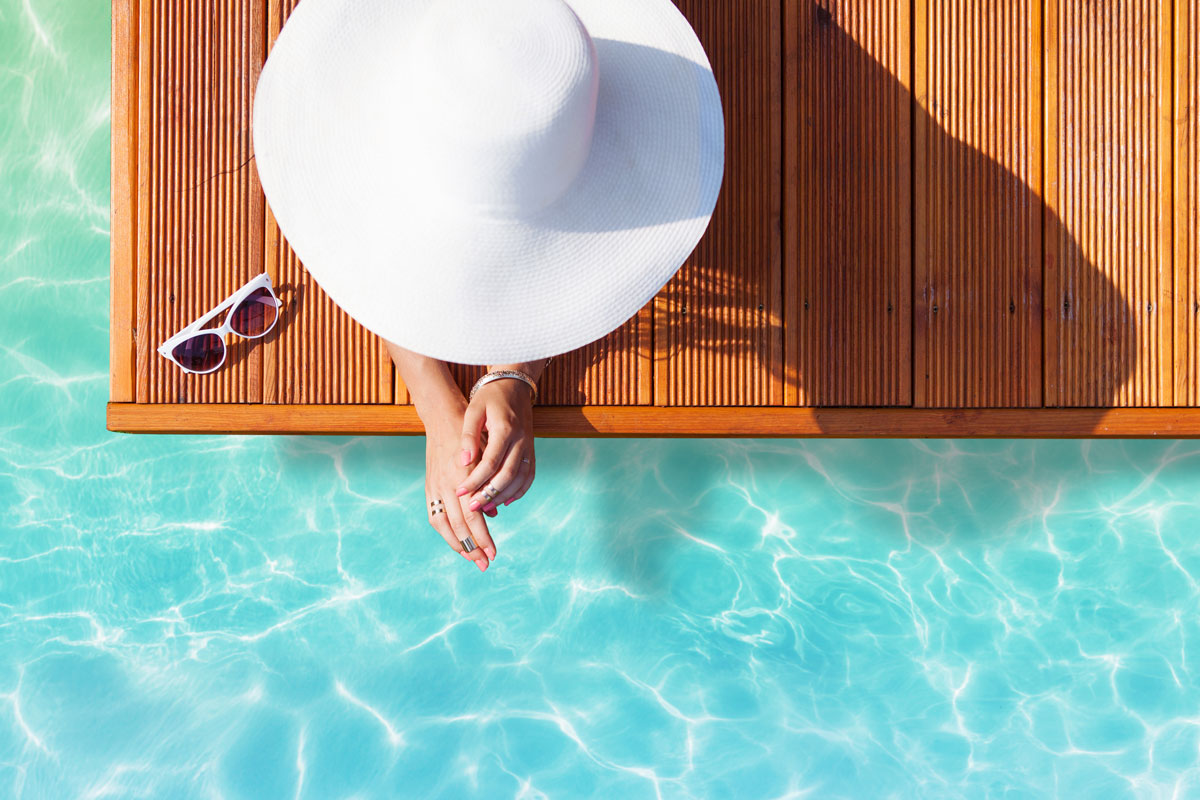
left=460, top=535, right=477, bottom=553
left=429, top=498, right=445, bottom=516
left=482, top=483, right=500, bottom=501
left=521, top=458, right=530, bottom=463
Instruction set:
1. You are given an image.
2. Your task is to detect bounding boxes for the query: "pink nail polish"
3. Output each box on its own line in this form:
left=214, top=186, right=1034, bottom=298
left=469, top=501, right=480, bottom=511
left=484, top=546, right=496, bottom=559
left=477, top=559, right=487, bottom=572
left=456, top=487, right=468, bottom=496
left=483, top=503, right=496, bottom=512
left=504, top=499, right=512, bottom=506
left=461, top=450, right=470, bottom=465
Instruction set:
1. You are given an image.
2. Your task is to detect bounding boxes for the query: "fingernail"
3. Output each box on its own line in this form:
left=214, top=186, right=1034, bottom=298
left=484, top=545, right=496, bottom=560
left=456, top=487, right=468, bottom=496
left=483, top=503, right=496, bottom=512
left=504, top=499, right=512, bottom=506
left=469, top=501, right=480, bottom=511
left=461, top=450, right=470, bottom=465
left=477, top=559, right=487, bottom=572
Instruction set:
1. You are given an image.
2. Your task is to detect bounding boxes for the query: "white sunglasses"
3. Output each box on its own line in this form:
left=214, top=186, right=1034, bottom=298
left=157, top=272, right=283, bottom=374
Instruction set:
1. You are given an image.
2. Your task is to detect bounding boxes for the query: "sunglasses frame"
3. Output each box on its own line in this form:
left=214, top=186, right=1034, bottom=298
left=157, top=272, right=284, bottom=375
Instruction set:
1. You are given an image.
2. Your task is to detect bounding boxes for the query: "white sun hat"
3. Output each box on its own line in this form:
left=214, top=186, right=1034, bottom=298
left=252, top=0, right=724, bottom=366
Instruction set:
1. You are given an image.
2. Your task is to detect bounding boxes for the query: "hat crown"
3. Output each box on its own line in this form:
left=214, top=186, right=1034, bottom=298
left=404, top=0, right=600, bottom=218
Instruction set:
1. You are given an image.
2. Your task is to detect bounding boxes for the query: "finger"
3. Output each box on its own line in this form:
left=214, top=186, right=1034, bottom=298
left=472, top=452, right=529, bottom=512
left=504, top=455, right=536, bottom=506
left=495, top=459, right=531, bottom=510
left=460, top=493, right=501, bottom=560
left=427, top=495, right=467, bottom=555
left=443, top=489, right=496, bottom=571
left=459, top=402, right=486, bottom=468
left=455, top=427, right=513, bottom=498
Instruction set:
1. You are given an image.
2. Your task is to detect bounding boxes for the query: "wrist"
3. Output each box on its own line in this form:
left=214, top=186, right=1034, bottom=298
left=414, top=385, right=467, bottom=426
left=486, top=357, right=551, bottom=382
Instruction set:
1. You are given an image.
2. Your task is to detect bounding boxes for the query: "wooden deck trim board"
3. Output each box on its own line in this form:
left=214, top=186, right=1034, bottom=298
left=111, top=0, right=137, bottom=402
left=107, top=403, right=1200, bottom=438
left=132, top=0, right=153, bottom=403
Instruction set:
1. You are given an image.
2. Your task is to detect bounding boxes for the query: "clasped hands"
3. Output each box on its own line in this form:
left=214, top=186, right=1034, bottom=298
left=423, top=376, right=536, bottom=573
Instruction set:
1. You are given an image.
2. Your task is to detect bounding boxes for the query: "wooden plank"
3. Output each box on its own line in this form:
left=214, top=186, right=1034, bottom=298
left=785, top=0, right=911, bottom=407
left=914, top=0, right=1043, bottom=407
left=246, top=0, right=266, bottom=401
left=107, top=403, right=1200, bottom=438
left=1042, top=0, right=1059, bottom=405
left=110, top=0, right=138, bottom=402
left=253, top=0, right=393, bottom=405
left=137, top=0, right=260, bottom=403
left=1157, top=0, right=1173, bottom=406
left=1176, top=0, right=1197, bottom=403
left=133, top=0, right=153, bottom=403
left=655, top=0, right=782, bottom=406
left=1044, top=0, right=1171, bottom=406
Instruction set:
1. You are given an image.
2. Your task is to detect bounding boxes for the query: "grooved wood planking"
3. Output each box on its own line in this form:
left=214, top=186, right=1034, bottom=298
left=1044, top=0, right=1173, bottom=406
left=784, top=0, right=912, bottom=407
left=656, top=0, right=782, bottom=407
left=1178, top=0, right=1200, bottom=405
left=914, top=0, right=1042, bottom=407
left=264, top=0, right=392, bottom=405
left=109, top=0, right=1200, bottom=435
left=136, top=0, right=266, bottom=404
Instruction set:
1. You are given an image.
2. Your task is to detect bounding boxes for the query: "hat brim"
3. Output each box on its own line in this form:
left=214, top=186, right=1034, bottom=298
left=253, top=0, right=724, bottom=365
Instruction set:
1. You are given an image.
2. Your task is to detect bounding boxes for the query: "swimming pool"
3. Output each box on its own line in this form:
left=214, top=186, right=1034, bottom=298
left=5, top=2, right=1200, bottom=797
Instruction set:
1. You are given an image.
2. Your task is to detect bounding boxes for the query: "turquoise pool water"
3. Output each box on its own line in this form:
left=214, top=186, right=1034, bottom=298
left=5, top=2, right=1200, bottom=798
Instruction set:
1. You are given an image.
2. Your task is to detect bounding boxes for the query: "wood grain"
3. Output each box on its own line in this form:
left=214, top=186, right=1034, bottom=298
left=655, top=0, right=783, bottom=407
left=914, top=0, right=1042, bottom=407
left=784, top=0, right=912, bottom=407
left=1043, top=0, right=1172, bottom=406
left=1177, top=0, right=1199, bottom=404
left=108, top=0, right=1200, bottom=435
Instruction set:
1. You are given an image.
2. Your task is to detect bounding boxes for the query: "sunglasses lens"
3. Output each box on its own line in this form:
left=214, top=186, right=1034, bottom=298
left=171, top=333, right=224, bottom=372
left=229, top=288, right=278, bottom=338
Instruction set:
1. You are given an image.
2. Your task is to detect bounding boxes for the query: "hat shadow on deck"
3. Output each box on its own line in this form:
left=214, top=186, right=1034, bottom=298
left=541, top=8, right=1137, bottom=413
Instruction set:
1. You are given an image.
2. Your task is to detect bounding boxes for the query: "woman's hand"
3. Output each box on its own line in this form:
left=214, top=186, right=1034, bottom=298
left=455, top=378, right=536, bottom=514
left=423, top=399, right=499, bottom=572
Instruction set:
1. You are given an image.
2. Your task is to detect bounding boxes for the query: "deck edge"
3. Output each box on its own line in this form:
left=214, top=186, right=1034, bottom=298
left=107, top=403, right=1200, bottom=438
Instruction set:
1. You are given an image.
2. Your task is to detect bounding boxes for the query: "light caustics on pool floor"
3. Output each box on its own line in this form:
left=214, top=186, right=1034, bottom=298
left=5, top=1, right=1200, bottom=798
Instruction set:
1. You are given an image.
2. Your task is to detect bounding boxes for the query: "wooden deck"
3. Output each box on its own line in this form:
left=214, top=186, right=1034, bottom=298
left=108, top=0, right=1200, bottom=437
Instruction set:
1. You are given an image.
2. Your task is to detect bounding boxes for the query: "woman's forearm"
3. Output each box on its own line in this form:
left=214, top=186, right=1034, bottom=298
left=384, top=340, right=467, bottom=425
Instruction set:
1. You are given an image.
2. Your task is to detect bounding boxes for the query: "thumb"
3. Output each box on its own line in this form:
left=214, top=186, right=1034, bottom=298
left=459, top=402, right=485, bottom=466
